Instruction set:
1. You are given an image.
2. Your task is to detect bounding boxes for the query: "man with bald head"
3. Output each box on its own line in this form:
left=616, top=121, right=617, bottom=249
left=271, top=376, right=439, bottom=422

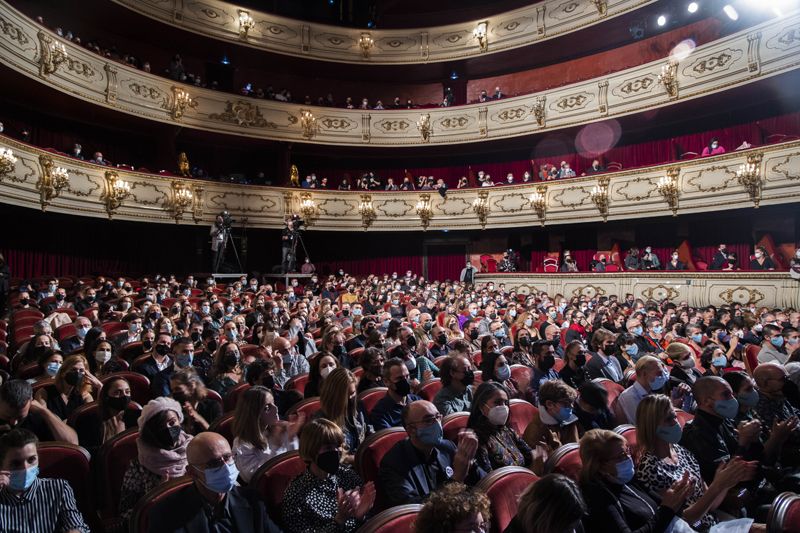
left=378, top=400, right=484, bottom=507
left=148, top=432, right=281, bottom=532
left=273, top=335, right=309, bottom=387
left=753, top=364, right=800, bottom=453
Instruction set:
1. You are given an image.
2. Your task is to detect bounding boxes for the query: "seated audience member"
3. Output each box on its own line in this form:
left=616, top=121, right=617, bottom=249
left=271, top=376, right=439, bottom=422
left=59, top=317, right=92, bottom=354
left=615, top=355, right=670, bottom=424
left=0, top=380, right=78, bottom=444
left=504, top=474, right=587, bottom=533
left=379, top=400, right=483, bottom=507
left=136, top=332, right=175, bottom=398
left=574, top=380, right=616, bottom=433
left=510, top=327, right=535, bottom=367
left=585, top=329, right=624, bottom=383
left=87, top=338, right=125, bottom=377
left=208, top=341, right=243, bottom=397
left=701, top=137, right=726, bottom=156
left=750, top=246, right=775, bottom=270
left=641, top=247, right=661, bottom=270
left=468, top=382, right=533, bottom=472
left=245, top=358, right=302, bottom=417
left=480, top=350, right=523, bottom=398
left=34, top=355, right=97, bottom=421
left=580, top=429, right=690, bottom=533
left=32, top=348, right=64, bottom=382
left=119, top=397, right=192, bottom=521
left=370, top=357, right=421, bottom=430
left=304, top=352, right=339, bottom=398
left=20, top=334, right=57, bottom=366
left=356, top=347, right=385, bottom=393
left=560, top=343, right=589, bottom=393
left=527, top=340, right=560, bottom=404
left=434, top=355, right=475, bottom=415
left=758, top=324, right=787, bottom=364
left=413, top=483, right=490, bottom=533
left=624, top=248, right=642, bottom=271
left=700, top=344, right=729, bottom=377
left=0, top=428, right=90, bottom=532
left=523, top=380, right=580, bottom=474
left=170, top=368, right=222, bottom=435
left=74, top=376, right=139, bottom=453
left=150, top=431, right=282, bottom=532
left=282, top=419, right=375, bottom=533
left=397, top=326, right=439, bottom=383
left=273, top=336, right=310, bottom=387
left=635, top=394, right=753, bottom=531
left=668, top=342, right=703, bottom=387
left=316, top=368, right=369, bottom=458
left=753, top=363, right=800, bottom=445
left=665, top=250, right=687, bottom=271
left=232, top=385, right=305, bottom=483
left=429, top=326, right=450, bottom=359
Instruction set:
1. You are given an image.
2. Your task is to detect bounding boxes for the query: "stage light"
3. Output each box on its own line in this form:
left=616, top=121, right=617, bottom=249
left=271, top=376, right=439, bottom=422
left=450, top=70, right=459, bottom=80
left=657, top=14, right=667, bottom=26
left=688, top=2, right=699, bottom=13
left=723, top=5, right=739, bottom=20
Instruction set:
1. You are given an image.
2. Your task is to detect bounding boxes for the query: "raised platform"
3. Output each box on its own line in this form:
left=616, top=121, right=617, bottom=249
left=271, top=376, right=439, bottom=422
left=474, top=272, right=799, bottom=309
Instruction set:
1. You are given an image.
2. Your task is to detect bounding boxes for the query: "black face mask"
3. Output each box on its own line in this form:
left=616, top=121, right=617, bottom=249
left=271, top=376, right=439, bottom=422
left=85, top=296, right=95, bottom=303
left=406, top=336, right=417, bottom=348
left=424, top=321, right=433, bottom=332
left=207, top=339, right=218, bottom=352
left=540, top=354, right=556, bottom=372
left=393, top=378, right=411, bottom=397
left=65, top=370, right=84, bottom=387
left=106, top=395, right=131, bottom=411
left=575, top=353, right=587, bottom=366
left=213, top=309, right=224, bottom=320
left=316, top=449, right=340, bottom=475
left=436, top=334, right=447, bottom=345
left=32, top=346, right=48, bottom=360
left=155, top=344, right=170, bottom=357
left=190, top=331, right=201, bottom=343
left=342, top=309, right=350, bottom=317
left=223, top=353, right=239, bottom=368
left=519, top=337, right=530, bottom=348
left=370, top=364, right=383, bottom=376
left=469, top=330, right=479, bottom=341
left=461, top=369, right=475, bottom=387
left=149, top=312, right=161, bottom=321
left=172, top=390, right=190, bottom=404
left=333, top=345, right=347, bottom=358
left=142, top=339, right=153, bottom=351
left=19, top=298, right=29, bottom=306
left=157, top=425, right=181, bottom=449
left=55, top=293, right=65, bottom=301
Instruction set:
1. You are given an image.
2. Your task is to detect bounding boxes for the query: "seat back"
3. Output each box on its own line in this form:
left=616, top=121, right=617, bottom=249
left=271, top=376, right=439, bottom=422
left=358, top=504, right=423, bottom=533
left=13, top=309, right=44, bottom=320
left=101, top=372, right=151, bottom=406
left=614, top=424, right=638, bottom=463
left=252, top=451, right=306, bottom=526
left=417, top=378, right=442, bottom=402
left=130, top=477, right=194, bottom=533
left=358, top=387, right=389, bottom=416
left=38, top=441, right=95, bottom=529
left=509, top=399, right=538, bottom=436
left=286, top=396, right=322, bottom=419
left=592, top=378, right=624, bottom=410
left=96, top=428, right=139, bottom=516
left=745, top=344, right=760, bottom=374
left=16, top=361, right=42, bottom=380
left=223, top=382, right=251, bottom=411
left=285, top=372, right=310, bottom=395
left=101, top=322, right=126, bottom=336
left=442, top=412, right=470, bottom=442
left=476, top=466, right=539, bottom=533
left=209, top=412, right=236, bottom=445
left=543, top=442, right=582, bottom=481
left=355, top=427, right=407, bottom=484
left=767, top=491, right=800, bottom=533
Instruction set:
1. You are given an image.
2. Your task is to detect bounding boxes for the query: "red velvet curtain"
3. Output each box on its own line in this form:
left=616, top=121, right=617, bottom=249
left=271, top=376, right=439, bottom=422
left=314, top=256, right=423, bottom=278
left=1, top=247, right=135, bottom=280
left=692, top=244, right=752, bottom=270
left=427, top=253, right=465, bottom=282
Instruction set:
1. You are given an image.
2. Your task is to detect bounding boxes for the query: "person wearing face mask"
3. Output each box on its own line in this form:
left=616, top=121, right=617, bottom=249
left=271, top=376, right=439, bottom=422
left=468, top=382, right=532, bottom=473
left=641, top=247, right=661, bottom=270
left=32, top=348, right=63, bottom=383
left=699, top=344, right=730, bottom=377
left=560, top=341, right=589, bottom=390
left=665, top=250, right=687, bottom=271
left=304, top=353, right=340, bottom=398
left=0, top=428, right=91, bottom=533
left=34, top=355, right=96, bottom=421
left=119, top=397, right=193, bottom=522
left=136, top=332, right=175, bottom=398
left=119, top=313, right=143, bottom=346
left=356, top=347, right=385, bottom=393
left=701, top=136, right=726, bottom=156
left=283, top=419, right=375, bottom=533
left=209, top=342, right=243, bottom=397
left=752, top=364, right=800, bottom=452
left=585, top=329, right=624, bottom=384
left=615, top=356, right=671, bottom=424
left=149, top=431, right=282, bottom=532
left=580, top=428, right=691, bottom=533
left=315, top=368, right=371, bottom=459
left=86, top=338, right=124, bottom=378
left=74, top=376, right=140, bottom=455
left=459, top=261, right=478, bottom=285
left=750, top=246, right=776, bottom=270
left=510, top=328, right=536, bottom=367
left=667, top=342, right=703, bottom=388
left=192, top=329, right=218, bottom=384
left=232, top=386, right=305, bottom=484
left=170, top=368, right=222, bottom=436
left=635, top=394, right=754, bottom=532
left=758, top=324, right=788, bottom=364
left=523, top=380, right=580, bottom=475
left=429, top=325, right=450, bottom=359
left=434, top=355, right=476, bottom=416
left=370, top=358, right=421, bottom=430
left=272, top=336, right=310, bottom=387
left=480, top=351, right=523, bottom=399
left=399, top=327, right=439, bottom=383
left=59, top=317, right=93, bottom=354
left=527, top=341, right=561, bottom=405
left=378, top=400, right=484, bottom=507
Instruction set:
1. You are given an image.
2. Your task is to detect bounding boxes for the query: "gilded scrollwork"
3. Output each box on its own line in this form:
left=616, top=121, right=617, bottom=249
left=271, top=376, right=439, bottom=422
left=766, top=24, right=800, bottom=51
left=492, top=193, right=529, bottom=214
left=128, top=81, right=165, bottom=102
left=718, top=286, right=765, bottom=305
left=318, top=117, right=357, bottom=131
left=375, top=198, right=415, bottom=217
left=209, top=100, right=276, bottom=128
left=641, top=284, right=680, bottom=301
left=207, top=191, right=277, bottom=213
left=571, top=285, right=607, bottom=298
left=766, top=152, right=800, bottom=181
left=316, top=197, right=357, bottom=216
left=551, top=92, right=593, bottom=112
left=435, top=197, right=471, bottom=216
left=62, top=170, right=102, bottom=198
left=550, top=185, right=591, bottom=208
left=612, top=74, right=657, bottom=98
left=127, top=180, right=169, bottom=206
left=683, top=49, right=743, bottom=78
left=614, top=177, right=658, bottom=202
left=684, top=165, right=739, bottom=193
left=0, top=14, right=31, bottom=47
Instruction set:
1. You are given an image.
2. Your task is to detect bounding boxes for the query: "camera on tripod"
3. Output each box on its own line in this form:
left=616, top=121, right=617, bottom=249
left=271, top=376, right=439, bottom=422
left=289, top=213, right=305, bottom=231
left=219, top=210, right=235, bottom=231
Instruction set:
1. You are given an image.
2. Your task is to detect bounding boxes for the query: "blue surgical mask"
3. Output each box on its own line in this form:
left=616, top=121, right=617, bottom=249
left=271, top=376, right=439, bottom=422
left=656, top=423, right=682, bottom=444
left=625, top=344, right=639, bottom=358
left=650, top=371, right=668, bottom=391
left=714, top=398, right=739, bottom=419
left=176, top=353, right=194, bottom=368
left=555, top=406, right=574, bottom=423
left=613, top=457, right=635, bottom=485
left=494, top=329, right=506, bottom=339
left=226, top=330, right=237, bottom=341
left=9, top=465, right=39, bottom=492
left=652, top=326, right=663, bottom=335
left=691, top=333, right=703, bottom=343
left=771, top=336, right=785, bottom=348
left=631, top=326, right=643, bottom=336
left=737, top=389, right=759, bottom=408
left=469, top=309, right=478, bottom=317
left=495, top=364, right=511, bottom=381
left=45, top=362, right=61, bottom=377
left=524, top=318, right=533, bottom=327
left=77, top=326, right=90, bottom=339
left=201, top=460, right=238, bottom=493
left=711, top=355, right=728, bottom=368
left=416, top=420, right=443, bottom=446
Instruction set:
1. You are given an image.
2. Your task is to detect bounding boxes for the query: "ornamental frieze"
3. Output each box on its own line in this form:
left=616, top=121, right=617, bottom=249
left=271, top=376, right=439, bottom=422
left=209, top=101, right=275, bottom=128
left=613, top=75, right=657, bottom=98
left=766, top=24, right=800, bottom=51
left=683, top=49, right=743, bottom=78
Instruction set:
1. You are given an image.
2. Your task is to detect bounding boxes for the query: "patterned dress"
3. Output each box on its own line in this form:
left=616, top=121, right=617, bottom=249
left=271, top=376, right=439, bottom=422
left=282, top=465, right=365, bottom=533
left=474, top=424, right=533, bottom=473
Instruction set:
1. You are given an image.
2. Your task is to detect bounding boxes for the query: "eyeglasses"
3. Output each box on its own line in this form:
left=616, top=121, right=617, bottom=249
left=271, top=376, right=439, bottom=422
left=194, top=452, right=233, bottom=470
left=410, top=413, right=442, bottom=427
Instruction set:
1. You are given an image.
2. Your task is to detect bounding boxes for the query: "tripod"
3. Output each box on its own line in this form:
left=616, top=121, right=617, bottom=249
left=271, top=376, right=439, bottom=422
left=284, top=230, right=311, bottom=273
left=214, top=226, right=243, bottom=273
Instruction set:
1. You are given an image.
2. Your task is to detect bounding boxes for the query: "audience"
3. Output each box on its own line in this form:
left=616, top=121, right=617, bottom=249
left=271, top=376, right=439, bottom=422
left=169, top=367, right=222, bottom=435
left=370, top=357, right=421, bottom=430
left=413, top=483, right=490, bottom=533
left=74, top=375, right=140, bottom=453
left=505, top=474, right=587, bottom=533
left=468, top=382, right=533, bottom=472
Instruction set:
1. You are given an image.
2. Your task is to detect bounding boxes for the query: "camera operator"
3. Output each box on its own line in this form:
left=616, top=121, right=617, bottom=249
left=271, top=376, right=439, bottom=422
left=281, top=217, right=297, bottom=273
left=210, top=214, right=226, bottom=272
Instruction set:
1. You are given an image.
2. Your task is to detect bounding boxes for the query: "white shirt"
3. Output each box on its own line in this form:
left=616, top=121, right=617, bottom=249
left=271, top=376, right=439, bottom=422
left=596, top=352, right=623, bottom=382
left=233, top=435, right=299, bottom=483
left=617, top=381, right=649, bottom=424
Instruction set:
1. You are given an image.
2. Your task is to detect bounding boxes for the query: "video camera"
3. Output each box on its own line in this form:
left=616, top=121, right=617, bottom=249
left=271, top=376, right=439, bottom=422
left=219, top=210, right=235, bottom=230
left=288, top=213, right=305, bottom=231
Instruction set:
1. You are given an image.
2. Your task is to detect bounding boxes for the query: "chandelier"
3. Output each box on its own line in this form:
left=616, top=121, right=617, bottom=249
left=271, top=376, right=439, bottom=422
left=658, top=60, right=679, bottom=98
left=473, top=21, right=488, bottom=52
left=359, top=194, right=377, bottom=230
left=0, top=147, right=18, bottom=178
left=300, top=110, right=318, bottom=139
left=590, top=176, right=610, bottom=222
left=473, top=190, right=490, bottom=229
left=300, top=192, right=317, bottom=225
left=416, top=194, right=433, bottom=230
left=417, top=114, right=432, bottom=142
left=736, top=152, right=764, bottom=208
left=37, top=155, right=70, bottom=211
left=101, top=171, right=131, bottom=218
left=238, top=10, right=255, bottom=39
left=530, top=186, right=547, bottom=226
left=657, top=167, right=680, bottom=216
left=359, top=33, right=374, bottom=58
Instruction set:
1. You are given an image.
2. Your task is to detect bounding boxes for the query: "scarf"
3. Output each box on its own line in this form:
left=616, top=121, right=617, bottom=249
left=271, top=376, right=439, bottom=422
left=138, top=431, right=192, bottom=478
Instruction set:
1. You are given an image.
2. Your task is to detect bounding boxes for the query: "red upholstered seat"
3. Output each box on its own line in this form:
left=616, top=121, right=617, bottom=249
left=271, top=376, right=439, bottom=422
left=675, top=409, right=694, bottom=428
left=55, top=323, right=77, bottom=342
left=543, top=442, right=582, bottom=481
left=13, top=326, right=35, bottom=344
left=205, top=388, right=224, bottom=411
left=352, top=366, right=364, bottom=378
left=13, top=309, right=44, bottom=320
left=553, top=357, right=566, bottom=373
left=593, top=378, right=624, bottom=410
left=355, top=427, right=407, bottom=485
left=16, top=361, right=42, bottom=380
left=501, top=346, right=514, bottom=356
left=359, top=387, right=389, bottom=416
left=767, top=491, right=800, bottom=533
left=509, top=399, right=538, bottom=436
left=605, top=264, right=620, bottom=272
left=357, top=504, right=422, bottom=533
left=119, top=341, right=144, bottom=362
left=224, top=382, right=251, bottom=411
left=614, top=424, right=638, bottom=463
left=130, top=477, right=194, bottom=533
left=101, top=371, right=151, bottom=406
left=543, top=258, right=559, bottom=273
left=240, top=344, right=264, bottom=359
left=476, top=466, right=539, bottom=532
left=96, top=428, right=139, bottom=520
left=433, top=355, right=449, bottom=368
left=252, top=450, right=306, bottom=526
left=11, top=316, right=40, bottom=329
left=38, top=441, right=96, bottom=530
left=442, top=412, right=469, bottom=442
left=209, top=412, right=236, bottom=445
left=745, top=344, right=760, bottom=374
left=480, top=254, right=497, bottom=273
left=418, top=378, right=442, bottom=402
left=101, top=322, right=126, bottom=336
left=286, top=372, right=309, bottom=394
left=31, top=378, right=55, bottom=395
left=287, top=396, right=322, bottom=418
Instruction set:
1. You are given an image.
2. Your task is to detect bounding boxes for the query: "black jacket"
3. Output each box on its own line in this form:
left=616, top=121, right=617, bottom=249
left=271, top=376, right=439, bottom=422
left=136, top=356, right=175, bottom=398
left=581, top=479, right=675, bottom=533
left=709, top=250, right=729, bottom=270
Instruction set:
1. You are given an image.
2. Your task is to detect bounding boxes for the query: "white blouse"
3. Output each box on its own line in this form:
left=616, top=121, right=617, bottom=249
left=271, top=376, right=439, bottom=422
left=233, top=433, right=299, bottom=483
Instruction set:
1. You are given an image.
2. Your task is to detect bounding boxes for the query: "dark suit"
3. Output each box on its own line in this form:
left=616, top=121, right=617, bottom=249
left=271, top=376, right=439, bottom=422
left=378, top=438, right=485, bottom=507
left=135, top=356, right=175, bottom=398
left=60, top=336, right=83, bottom=355
left=584, top=352, right=623, bottom=383
left=148, top=484, right=282, bottom=533
left=665, top=260, right=687, bottom=271
left=709, top=250, right=728, bottom=270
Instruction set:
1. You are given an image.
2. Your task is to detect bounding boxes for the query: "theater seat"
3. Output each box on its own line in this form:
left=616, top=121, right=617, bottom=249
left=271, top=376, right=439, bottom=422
left=13, top=309, right=44, bottom=320
left=614, top=424, right=638, bottom=463
left=510, top=365, right=531, bottom=391
left=101, top=372, right=151, bottom=406
left=745, top=344, right=760, bottom=374
left=543, top=442, right=582, bottom=481
left=767, top=491, right=800, bottom=533
left=224, top=382, right=251, bottom=411
left=476, top=466, right=538, bottom=533
left=543, top=258, right=558, bottom=273
left=433, top=355, right=449, bottom=368
left=96, top=428, right=139, bottom=520
left=675, top=409, right=694, bottom=428
left=359, top=387, right=388, bottom=416
left=101, top=321, right=126, bottom=336
left=352, top=366, right=364, bottom=379
left=209, top=412, right=236, bottom=445
left=286, top=372, right=310, bottom=395
left=38, top=441, right=96, bottom=530
left=442, top=411, right=469, bottom=442
left=605, top=264, right=620, bottom=272
left=593, top=378, right=624, bottom=410
left=252, top=450, right=306, bottom=525
left=286, top=396, right=322, bottom=419
left=206, top=389, right=224, bottom=411
left=355, top=427, right=407, bottom=485
left=16, top=361, right=42, bottom=380
left=119, top=341, right=144, bottom=363
left=509, top=399, right=538, bottom=436
left=357, top=504, right=422, bottom=533
left=130, top=477, right=194, bottom=533
left=417, top=378, right=442, bottom=402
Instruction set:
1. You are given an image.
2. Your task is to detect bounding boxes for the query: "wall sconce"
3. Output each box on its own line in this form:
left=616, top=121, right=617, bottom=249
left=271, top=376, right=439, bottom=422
left=657, top=167, right=680, bottom=216
left=658, top=60, right=679, bottom=98
left=530, top=185, right=547, bottom=226
left=191, top=185, right=204, bottom=223
left=472, top=190, right=490, bottom=229
left=37, top=32, right=68, bottom=76
left=359, top=194, right=377, bottom=230
left=736, top=152, right=764, bottom=208
left=590, top=176, right=610, bottom=222
left=592, top=0, right=608, bottom=16
left=473, top=21, right=488, bottom=52
left=299, top=192, right=317, bottom=225
left=416, top=193, right=433, bottom=230
left=359, top=32, right=374, bottom=58
left=101, top=170, right=131, bottom=218
left=170, top=86, right=197, bottom=120
left=37, top=155, right=70, bottom=211
left=238, top=10, right=255, bottom=39
left=300, top=109, right=317, bottom=139
left=166, top=181, right=194, bottom=221
left=417, top=114, right=432, bottom=142
left=0, top=147, right=18, bottom=179
left=531, top=96, right=546, bottom=127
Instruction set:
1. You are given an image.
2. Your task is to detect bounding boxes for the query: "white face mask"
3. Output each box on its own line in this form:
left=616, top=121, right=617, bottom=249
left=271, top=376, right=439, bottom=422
left=95, top=350, right=112, bottom=364
left=320, top=365, right=335, bottom=379
left=487, top=405, right=509, bottom=426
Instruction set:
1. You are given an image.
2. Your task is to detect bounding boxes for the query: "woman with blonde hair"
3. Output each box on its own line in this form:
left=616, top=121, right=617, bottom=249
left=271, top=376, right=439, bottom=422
left=444, top=314, right=464, bottom=340
left=170, top=367, right=222, bottom=435
left=505, top=474, right=586, bottom=533
left=414, top=483, right=491, bottom=533
left=316, top=367, right=370, bottom=461
left=34, top=354, right=100, bottom=420
left=634, top=394, right=751, bottom=531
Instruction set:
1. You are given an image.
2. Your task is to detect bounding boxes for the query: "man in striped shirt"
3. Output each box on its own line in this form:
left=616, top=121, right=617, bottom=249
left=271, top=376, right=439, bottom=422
left=0, top=428, right=89, bottom=532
